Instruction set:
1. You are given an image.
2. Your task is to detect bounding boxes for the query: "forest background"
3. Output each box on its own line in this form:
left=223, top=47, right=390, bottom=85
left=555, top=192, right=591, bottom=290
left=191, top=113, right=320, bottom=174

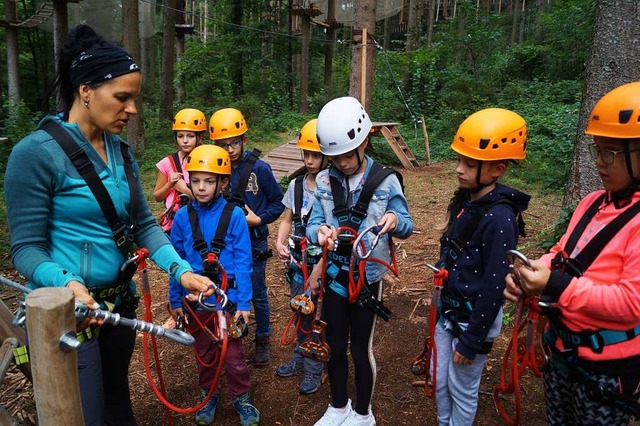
left=0, top=0, right=595, bottom=264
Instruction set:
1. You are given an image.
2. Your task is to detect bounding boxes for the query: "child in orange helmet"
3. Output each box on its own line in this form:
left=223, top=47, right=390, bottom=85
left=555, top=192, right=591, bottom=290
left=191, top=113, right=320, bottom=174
left=434, top=108, right=530, bottom=425
left=153, top=108, right=206, bottom=233
left=505, top=82, right=640, bottom=425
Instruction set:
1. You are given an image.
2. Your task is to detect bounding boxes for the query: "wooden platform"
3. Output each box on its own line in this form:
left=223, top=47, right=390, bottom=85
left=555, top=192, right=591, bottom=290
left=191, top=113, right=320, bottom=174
left=262, top=122, right=419, bottom=182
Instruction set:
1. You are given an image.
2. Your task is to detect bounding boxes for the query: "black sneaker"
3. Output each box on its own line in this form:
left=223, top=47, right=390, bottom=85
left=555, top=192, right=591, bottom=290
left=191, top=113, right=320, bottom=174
left=254, top=336, right=270, bottom=367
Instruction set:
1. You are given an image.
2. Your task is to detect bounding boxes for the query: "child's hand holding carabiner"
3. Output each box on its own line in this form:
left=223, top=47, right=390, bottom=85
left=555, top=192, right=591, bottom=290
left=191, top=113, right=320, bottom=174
left=377, top=212, right=397, bottom=235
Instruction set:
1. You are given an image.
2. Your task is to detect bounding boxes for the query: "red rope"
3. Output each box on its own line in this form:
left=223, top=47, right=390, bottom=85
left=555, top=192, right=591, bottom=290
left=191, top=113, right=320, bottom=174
left=280, top=237, right=314, bottom=346
left=493, top=294, right=545, bottom=425
left=424, top=268, right=448, bottom=398
left=137, top=249, right=228, bottom=416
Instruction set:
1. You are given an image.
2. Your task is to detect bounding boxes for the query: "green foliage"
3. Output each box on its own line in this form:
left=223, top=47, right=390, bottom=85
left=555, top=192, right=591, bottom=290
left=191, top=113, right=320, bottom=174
left=540, top=204, right=576, bottom=252
left=0, top=97, right=40, bottom=145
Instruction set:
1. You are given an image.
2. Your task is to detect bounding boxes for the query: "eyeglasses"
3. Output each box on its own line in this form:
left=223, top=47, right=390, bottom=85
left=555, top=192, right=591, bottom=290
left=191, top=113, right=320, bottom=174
left=588, top=143, right=640, bottom=165
left=215, top=138, right=243, bottom=150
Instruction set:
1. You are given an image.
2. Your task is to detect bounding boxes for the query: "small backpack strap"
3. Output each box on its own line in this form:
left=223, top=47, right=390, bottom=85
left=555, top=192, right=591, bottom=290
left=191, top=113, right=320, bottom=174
left=228, top=148, right=261, bottom=207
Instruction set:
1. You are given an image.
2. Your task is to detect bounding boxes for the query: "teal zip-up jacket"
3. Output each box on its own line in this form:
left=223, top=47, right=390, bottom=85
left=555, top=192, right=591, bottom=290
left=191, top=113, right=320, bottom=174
left=5, top=114, right=193, bottom=292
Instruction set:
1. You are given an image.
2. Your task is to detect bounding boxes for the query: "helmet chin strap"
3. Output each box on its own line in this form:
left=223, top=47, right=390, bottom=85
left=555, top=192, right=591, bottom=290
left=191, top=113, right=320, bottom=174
left=469, top=160, right=498, bottom=193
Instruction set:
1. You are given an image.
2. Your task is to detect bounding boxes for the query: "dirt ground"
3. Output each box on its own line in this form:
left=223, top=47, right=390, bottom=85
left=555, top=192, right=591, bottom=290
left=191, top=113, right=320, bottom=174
left=0, top=161, right=562, bottom=425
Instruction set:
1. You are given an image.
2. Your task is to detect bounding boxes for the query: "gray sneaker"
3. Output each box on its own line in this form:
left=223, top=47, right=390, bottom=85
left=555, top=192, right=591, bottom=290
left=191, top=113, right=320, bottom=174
left=275, top=359, right=304, bottom=377
left=299, top=371, right=322, bottom=395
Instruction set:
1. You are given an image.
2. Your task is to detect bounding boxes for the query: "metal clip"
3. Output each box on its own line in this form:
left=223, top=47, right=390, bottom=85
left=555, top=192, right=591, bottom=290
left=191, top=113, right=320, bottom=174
left=352, top=224, right=383, bottom=260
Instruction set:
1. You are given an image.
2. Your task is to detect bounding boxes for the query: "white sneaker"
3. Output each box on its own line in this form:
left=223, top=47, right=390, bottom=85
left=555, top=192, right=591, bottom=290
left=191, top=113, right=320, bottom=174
left=342, top=409, right=376, bottom=426
left=313, top=399, right=352, bottom=426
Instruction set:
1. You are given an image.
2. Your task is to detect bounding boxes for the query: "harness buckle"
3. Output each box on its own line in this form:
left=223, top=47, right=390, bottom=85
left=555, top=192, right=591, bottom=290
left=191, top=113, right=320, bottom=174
left=193, top=240, right=209, bottom=256
left=112, top=223, right=127, bottom=247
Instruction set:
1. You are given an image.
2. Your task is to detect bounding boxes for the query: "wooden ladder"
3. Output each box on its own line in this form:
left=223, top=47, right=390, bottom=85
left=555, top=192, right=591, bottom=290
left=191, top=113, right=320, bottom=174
left=378, top=124, right=420, bottom=169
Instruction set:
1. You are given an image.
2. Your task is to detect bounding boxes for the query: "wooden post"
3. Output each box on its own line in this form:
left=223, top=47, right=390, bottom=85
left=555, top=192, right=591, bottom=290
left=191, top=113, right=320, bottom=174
left=26, top=288, right=83, bottom=426
left=421, top=115, right=431, bottom=166
left=360, top=27, right=367, bottom=107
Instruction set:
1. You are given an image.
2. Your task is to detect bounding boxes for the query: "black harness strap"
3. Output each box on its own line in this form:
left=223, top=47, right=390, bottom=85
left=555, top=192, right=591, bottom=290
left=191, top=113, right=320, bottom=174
left=169, top=151, right=183, bottom=175
left=188, top=202, right=237, bottom=258
left=292, top=175, right=310, bottom=235
left=226, top=148, right=261, bottom=208
left=41, top=121, right=138, bottom=259
left=330, top=162, right=400, bottom=230
left=548, top=194, right=640, bottom=353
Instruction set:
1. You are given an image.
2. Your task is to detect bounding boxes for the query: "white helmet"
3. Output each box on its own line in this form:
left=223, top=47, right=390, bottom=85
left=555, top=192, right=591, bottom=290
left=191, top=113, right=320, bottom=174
left=316, top=96, right=372, bottom=156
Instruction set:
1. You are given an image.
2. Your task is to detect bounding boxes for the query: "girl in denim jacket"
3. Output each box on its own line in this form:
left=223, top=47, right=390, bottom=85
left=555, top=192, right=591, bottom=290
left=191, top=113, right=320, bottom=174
left=306, top=97, right=414, bottom=426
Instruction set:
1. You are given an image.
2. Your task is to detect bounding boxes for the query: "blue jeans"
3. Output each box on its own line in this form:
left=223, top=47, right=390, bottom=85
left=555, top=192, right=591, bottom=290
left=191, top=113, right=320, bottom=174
left=78, top=317, right=137, bottom=425
left=251, top=237, right=270, bottom=337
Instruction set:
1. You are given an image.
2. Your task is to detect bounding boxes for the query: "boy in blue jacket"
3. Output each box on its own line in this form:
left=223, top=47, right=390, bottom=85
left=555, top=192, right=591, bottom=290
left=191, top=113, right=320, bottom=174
left=168, top=145, right=259, bottom=426
left=209, top=108, right=285, bottom=366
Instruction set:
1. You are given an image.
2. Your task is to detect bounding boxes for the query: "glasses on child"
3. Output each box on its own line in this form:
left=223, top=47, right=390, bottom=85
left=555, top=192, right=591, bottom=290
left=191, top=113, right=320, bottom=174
left=588, top=143, right=640, bottom=165
left=215, top=138, right=243, bottom=150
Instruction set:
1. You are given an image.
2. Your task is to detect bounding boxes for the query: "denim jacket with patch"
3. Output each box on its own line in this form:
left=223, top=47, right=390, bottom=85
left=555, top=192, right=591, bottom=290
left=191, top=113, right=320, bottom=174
left=306, top=156, right=413, bottom=283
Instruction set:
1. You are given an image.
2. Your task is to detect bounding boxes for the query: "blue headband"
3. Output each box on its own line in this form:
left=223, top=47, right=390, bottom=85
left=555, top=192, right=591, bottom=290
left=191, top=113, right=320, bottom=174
left=69, top=45, right=140, bottom=86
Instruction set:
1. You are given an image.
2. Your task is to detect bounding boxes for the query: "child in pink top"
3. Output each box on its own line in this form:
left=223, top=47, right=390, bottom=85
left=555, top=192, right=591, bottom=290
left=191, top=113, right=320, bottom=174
left=153, top=108, right=207, bottom=233
left=504, top=81, right=640, bottom=425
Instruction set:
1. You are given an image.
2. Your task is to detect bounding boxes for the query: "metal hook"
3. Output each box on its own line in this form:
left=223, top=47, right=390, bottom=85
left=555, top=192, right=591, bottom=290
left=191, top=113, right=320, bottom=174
left=352, top=225, right=383, bottom=260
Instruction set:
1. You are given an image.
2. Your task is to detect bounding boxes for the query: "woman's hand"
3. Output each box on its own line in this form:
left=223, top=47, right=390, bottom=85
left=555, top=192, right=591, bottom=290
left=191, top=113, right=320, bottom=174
left=169, top=307, right=184, bottom=320
left=66, top=280, right=101, bottom=329
left=318, top=225, right=337, bottom=250
left=377, top=212, right=398, bottom=235
left=179, top=272, right=215, bottom=297
left=503, top=273, right=523, bottom=302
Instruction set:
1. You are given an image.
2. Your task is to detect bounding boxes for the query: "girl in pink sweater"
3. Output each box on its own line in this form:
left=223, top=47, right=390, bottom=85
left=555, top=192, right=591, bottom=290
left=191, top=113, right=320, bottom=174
left=504, top=81, right=640, bottom=425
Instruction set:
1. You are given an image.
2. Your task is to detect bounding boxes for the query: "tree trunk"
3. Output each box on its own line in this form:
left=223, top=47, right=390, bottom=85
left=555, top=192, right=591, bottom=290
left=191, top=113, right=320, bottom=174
left=403, top=0, right=421, bottom=92
left=563, top=0, right=640, bottom=208
left=161, top=0, right=176, bottom=120
left=122, top=0, right=145, bottom=152
left=349, top=0, right=377, bottom=112
left=510, top=0, right=521, bottom=45
left=324, top=0, right=337, bottom=90
left=427, top=0, right=436, bottom=47
left=231, top=0, right=244, bottom=97
left=52, top=0, right=69, bottom=111
left=300, top=15, right=310, bottom=113
left=6, top=0, right=20, bottom=103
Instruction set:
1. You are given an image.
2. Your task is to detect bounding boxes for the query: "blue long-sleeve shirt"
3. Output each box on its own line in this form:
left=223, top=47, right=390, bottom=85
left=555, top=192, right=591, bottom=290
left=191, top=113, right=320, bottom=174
left=228, top=150, right=284, bottom=241
left=5, top=114, right=192, bottom=292
left=169, top=197, right=253, bottom=311
left=441, top=183, right=530, bottom=358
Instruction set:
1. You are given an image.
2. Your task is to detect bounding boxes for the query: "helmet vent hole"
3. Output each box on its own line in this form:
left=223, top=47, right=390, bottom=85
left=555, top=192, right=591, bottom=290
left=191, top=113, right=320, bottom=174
left=619, top=109, right=633, bottom=124
left=479, top=138, right=490, bottom=149
left=217, top=159, right=223, bottom=166
left=347, top=129, right=356, bottom=140
left=492, top=144, right=499, bottom=149
left=501, top=138, right=507, bottom=143
left=511, top=138, right=517, bottom=144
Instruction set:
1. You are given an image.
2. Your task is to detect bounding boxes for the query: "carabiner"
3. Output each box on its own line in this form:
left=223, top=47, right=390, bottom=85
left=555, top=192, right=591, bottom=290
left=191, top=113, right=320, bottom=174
left=352, top=225, right=383, bottom=260
left=198, top=285, right=229, bottom=311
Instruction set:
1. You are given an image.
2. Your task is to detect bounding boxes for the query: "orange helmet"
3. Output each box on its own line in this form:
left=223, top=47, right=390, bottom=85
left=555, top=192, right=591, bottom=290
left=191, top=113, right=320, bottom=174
left=586, top=81, right=640, bottom=139
left=452, top=108, right=527, bottom=161
left=173, top=108, right=207, bottom=132
left=297, top=119, right=321, bottom=152
left=185, top=145, right=231, bottom=175
left=209, top=108, right=248, bottom=141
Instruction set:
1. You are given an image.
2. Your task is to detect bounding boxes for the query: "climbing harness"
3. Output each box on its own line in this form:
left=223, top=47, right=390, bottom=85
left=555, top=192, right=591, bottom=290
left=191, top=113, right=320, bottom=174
left=160, top=193, right=190, bottom=230
left=224, top=148, right=261, bottom=212
left=410, top=264, right=448, bottom=399
left=493, top=250, right=549, bottom=426
left=281, top=235, right=316, bottom=346
left=41, top=120, right=140, bottom=260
